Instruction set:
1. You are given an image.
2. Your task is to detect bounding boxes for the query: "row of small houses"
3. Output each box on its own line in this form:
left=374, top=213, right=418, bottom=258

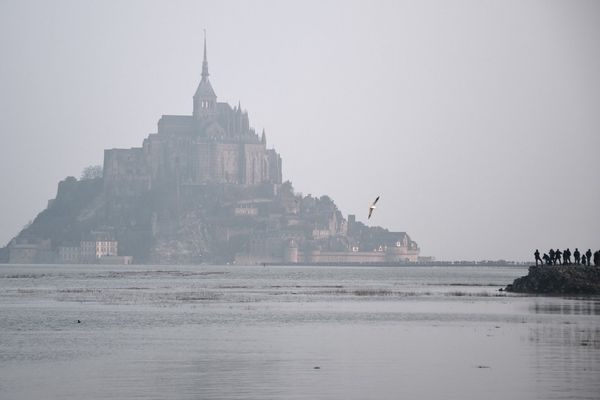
left=6, top=237, right=132, bottom=264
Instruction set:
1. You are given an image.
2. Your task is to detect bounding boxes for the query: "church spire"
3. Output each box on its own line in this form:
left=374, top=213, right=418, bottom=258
left=193, top=30, right=217, bottom=119
left=202, top=29, right=209, bottom=79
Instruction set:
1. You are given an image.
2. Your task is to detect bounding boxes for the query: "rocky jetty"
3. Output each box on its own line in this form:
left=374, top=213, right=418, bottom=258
left=506, top=265, right=600, bottom=295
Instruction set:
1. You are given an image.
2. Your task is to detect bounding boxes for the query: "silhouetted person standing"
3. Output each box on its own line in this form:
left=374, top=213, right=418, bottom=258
left=555, top=249, right=562, bottom=265
left=582, top=255, right=587, bottom=266
left=564, top=248, right=571, bottom=265
left=594, top=251, right=600, bottom=267
left=574, top=248, right=581, bottom=265
left=549, top=249, right=555, bottom=265
left=585, top=249, right=592, bottom=266
left=534, top=249, right=542, bottom=266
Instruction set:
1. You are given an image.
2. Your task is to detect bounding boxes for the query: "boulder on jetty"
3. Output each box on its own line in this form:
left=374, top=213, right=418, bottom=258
left=506, top=265, right=600, bottom=295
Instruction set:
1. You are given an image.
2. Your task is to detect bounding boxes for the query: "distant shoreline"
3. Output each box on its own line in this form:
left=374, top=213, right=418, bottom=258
left=259, top=261, right=527, bottom=267
left=0, top=261, right=528, bottom=268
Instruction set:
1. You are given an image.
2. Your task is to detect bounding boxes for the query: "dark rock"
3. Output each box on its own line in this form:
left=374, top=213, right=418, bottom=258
left=506, top=265, right=600, bottom=295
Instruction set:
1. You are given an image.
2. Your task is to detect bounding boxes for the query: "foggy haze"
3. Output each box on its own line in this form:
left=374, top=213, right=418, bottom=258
left=1, top=0, right=598, bottom=261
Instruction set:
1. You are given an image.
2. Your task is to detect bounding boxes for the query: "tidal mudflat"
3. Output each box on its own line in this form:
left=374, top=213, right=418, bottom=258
left=1, top=264, right=598, bottom=399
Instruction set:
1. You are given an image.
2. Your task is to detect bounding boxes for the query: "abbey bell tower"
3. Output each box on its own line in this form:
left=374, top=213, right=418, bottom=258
left=193, top=33, right=217, bottom=119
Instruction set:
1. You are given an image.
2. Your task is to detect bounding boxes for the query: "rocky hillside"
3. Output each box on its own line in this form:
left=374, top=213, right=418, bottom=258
left=3, top=172, right=420, bottom=265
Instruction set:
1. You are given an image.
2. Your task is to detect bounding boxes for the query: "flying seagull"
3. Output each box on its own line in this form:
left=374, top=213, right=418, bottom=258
left=368, top=196, right=380, bottom=219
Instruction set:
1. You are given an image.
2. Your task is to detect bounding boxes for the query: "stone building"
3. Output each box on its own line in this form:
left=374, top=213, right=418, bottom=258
left=57, top=245, right=80, bottom=264
left=80, top=240, right=118, bottom=263
left=8, top=237, right=54, bottom=264
left=103, top=36, right=282, bottom=196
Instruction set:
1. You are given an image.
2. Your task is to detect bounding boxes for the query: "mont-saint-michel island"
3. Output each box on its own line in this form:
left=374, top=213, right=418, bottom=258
left=0, top=38, right=422, bottom=266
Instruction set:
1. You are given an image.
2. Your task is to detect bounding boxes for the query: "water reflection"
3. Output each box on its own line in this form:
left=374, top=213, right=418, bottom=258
left=531, top=299, right=600, bottom=316
left=530, top=324, right=600, bottom=349
left=529, top=323, right=600, bottom=399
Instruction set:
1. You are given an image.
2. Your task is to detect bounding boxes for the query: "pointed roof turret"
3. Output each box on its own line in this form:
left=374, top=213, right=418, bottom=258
left=194, top=30, right=216, bottom=100
left=193, top=30, right=217, bottom=118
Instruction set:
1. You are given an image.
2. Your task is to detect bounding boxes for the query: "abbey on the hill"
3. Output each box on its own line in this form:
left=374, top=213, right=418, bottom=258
left=2, top=36, right=422, bottom=265
left=103, top=36, right=282, bottom=196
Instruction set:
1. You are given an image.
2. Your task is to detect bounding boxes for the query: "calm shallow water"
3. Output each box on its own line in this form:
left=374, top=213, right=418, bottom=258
left=0, top=264, right=599, bottom=399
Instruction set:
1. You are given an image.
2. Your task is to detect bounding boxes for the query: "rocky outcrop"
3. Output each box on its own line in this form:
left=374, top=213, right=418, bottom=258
left=506, top=265, right=600, bottom=295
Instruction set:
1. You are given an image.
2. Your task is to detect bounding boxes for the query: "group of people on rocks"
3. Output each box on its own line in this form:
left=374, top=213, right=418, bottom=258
left=534, top=248, right=600, bottom=267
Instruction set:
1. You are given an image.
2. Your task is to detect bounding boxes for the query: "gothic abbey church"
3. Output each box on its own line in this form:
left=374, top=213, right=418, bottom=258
left=103, top=37, right=282, bottom=195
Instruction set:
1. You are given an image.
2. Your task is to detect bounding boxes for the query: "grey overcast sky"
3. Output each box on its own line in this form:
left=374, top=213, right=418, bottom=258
left=0, top=0, right=598, bottom=261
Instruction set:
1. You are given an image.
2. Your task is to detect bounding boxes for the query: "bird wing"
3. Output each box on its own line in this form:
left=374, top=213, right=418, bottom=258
left=373, top=196, right=380, bottom=205
left=368, top=207, right=374, bottom=219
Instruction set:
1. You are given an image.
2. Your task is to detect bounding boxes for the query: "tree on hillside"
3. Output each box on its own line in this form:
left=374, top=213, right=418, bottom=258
left=81, top=165, right=103, bottom=180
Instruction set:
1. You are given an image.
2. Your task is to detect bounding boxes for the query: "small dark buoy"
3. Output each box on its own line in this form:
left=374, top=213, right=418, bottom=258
left=313, top=366, right=320, bottom=369
left=77, top=320, right=81, bottom=323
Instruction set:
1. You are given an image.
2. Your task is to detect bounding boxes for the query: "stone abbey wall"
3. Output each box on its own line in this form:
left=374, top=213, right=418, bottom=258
left=103, top=50, right=281, bottom=191
left=103, top=37, right=281, bottom=194
left=104, top=131, right=281, bottom=191
left=103, top=148, right=150, bottom=196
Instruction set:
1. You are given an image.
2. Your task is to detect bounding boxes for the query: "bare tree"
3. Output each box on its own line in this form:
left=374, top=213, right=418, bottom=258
left=81, top=165, right=103, bottom=180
